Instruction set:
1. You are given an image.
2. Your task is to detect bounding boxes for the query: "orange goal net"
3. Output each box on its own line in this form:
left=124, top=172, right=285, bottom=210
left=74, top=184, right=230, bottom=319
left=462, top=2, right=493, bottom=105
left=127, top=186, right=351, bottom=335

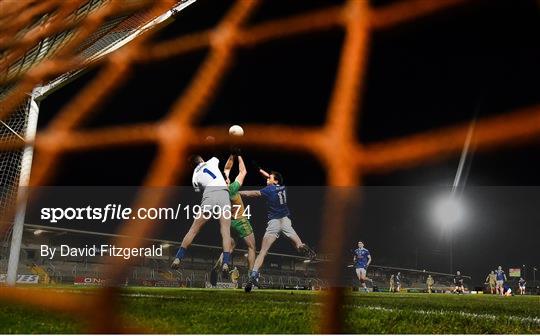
left=1, top=0, right=539, bottom=332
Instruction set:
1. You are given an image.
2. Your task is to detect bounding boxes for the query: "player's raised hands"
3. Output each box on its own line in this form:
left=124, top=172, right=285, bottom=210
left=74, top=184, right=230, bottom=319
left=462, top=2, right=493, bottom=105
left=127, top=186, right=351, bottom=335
left=230, top=145, right=242, bottom=156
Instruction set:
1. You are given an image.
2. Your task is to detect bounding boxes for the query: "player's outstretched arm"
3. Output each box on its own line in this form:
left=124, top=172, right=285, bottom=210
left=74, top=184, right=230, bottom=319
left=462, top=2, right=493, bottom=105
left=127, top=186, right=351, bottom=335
left=367, top=254, right=372, bottom=267
left=259, top=168, right=270, bottom=178
left=224, top=154, right=234, bottom=179
left=235, top=156, right=247, bottom=186
left=239, top=190, right=262, bottom=197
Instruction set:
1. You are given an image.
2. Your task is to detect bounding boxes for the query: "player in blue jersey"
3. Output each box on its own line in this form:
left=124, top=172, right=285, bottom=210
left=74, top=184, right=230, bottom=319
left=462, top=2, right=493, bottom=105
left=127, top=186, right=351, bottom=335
left=453, top=270, right=465, bottom=294
left=495, top=266, right=506, bottom=295
left=239, top=168, right=316, bottom=292
left=353, top=241, right=372, bottom=292
left=503, top=284, right=513, bottom=296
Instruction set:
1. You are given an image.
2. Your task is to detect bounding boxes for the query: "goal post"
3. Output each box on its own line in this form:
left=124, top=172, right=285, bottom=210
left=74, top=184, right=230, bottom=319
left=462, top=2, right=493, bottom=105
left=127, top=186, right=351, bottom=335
left=6, top=92, right=39, bottom=286
left=1, top=0, right=198, bottom=286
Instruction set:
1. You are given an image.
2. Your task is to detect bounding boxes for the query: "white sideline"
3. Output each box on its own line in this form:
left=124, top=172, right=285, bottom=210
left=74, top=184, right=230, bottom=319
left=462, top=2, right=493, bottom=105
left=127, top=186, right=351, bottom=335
left=44, top=289, right=540, bottom=326
left=349, top=304, right=540, bottom=326
left=120, top=292, right=540, bottom=326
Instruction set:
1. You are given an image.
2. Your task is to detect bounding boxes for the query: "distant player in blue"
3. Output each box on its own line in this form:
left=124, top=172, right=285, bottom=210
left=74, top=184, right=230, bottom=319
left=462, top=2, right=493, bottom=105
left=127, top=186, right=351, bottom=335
left=495, top=266, right=507, bottom=296
left=353, top=241, right=372, bottom=292
left=503, top=284, right=513, bottom=297
left=453, top=270, right=465, bottom=294
left=240, top=168, right=316, bottom=292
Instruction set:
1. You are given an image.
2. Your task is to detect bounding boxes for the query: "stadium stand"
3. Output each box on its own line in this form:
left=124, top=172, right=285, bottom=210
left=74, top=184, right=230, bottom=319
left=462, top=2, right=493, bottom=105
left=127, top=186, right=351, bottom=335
left=1, top=223, right=472, bottom=292
left=2, top=224, right=323, bottom=289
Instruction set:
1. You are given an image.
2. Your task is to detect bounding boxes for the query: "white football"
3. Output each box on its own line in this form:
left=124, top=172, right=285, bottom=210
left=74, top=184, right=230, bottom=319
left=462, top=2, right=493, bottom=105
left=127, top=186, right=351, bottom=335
left=229, top=125, right=244, bottom=136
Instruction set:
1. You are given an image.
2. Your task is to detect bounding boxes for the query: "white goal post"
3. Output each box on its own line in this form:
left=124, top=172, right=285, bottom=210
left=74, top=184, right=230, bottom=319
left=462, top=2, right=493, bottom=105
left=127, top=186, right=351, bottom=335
left=6, top=92, right=39, bottom=286
left=2, top=0, right=197, bottom=286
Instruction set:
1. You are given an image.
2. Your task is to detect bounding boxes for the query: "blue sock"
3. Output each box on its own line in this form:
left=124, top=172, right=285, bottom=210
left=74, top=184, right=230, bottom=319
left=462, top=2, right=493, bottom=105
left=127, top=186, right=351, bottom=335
left=223, top=252, right=231, bottom=265
left=250, top=270, right=259, bottom=278
left=175, top=247, right=186, bottom=259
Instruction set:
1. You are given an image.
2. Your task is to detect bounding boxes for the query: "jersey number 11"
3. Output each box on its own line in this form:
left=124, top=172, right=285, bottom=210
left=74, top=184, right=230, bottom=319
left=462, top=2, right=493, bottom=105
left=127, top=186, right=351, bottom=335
left=277, top=191, right=287, bottom=205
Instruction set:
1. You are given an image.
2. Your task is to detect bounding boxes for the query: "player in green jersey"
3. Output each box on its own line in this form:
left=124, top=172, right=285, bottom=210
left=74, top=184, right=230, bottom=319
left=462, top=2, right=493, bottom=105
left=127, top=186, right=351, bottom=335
left=214, top=153, right=256, bottom=273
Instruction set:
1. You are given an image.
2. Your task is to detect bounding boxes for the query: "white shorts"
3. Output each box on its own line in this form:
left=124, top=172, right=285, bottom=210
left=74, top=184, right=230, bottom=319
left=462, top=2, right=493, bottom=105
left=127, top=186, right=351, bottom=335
left=496, top=280, right=504, bottom=287
left=355, top=268, right=367, bottom=278
left=265, top=216, right=297, bottom=238
left=201, top=189, right=230, bottom=211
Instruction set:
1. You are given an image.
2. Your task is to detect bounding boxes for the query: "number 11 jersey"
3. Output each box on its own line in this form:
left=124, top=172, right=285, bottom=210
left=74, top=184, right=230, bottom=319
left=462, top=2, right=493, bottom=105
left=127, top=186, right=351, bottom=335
left=260, top=184, right=290, bottom=220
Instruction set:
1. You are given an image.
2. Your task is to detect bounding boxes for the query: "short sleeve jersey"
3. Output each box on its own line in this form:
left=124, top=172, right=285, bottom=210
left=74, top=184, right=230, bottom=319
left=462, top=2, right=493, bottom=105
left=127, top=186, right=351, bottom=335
left=228, top=181, right=247, bottom=220
left=354, top=248, right=370, bottom=268
left=260, top=184, right=290, bottom=220
left=488, top=273, right=497, bottom=283
left=192, top=157, right=227, bottom=193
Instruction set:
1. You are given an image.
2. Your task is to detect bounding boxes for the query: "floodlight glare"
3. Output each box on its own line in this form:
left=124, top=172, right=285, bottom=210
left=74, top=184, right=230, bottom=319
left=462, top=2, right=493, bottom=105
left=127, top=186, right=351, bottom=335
left=431, top=195, right=465, bottom=228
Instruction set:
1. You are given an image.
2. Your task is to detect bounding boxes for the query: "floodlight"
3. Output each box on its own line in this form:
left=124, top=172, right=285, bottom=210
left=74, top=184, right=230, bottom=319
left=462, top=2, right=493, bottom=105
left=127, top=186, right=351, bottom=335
left=431, top=195, right=465, bottom=228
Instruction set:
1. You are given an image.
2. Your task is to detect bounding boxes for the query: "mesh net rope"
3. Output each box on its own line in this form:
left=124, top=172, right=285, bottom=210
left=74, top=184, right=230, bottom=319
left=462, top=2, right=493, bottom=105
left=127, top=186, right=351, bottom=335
left=0, top=101, right=28, bottom=275
left=0, top=0, right=539, bottom=332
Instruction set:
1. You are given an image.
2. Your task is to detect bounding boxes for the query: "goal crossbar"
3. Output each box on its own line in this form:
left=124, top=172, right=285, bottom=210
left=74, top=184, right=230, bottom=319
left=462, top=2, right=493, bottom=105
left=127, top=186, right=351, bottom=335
left=3, top=0, right=197, bottom=286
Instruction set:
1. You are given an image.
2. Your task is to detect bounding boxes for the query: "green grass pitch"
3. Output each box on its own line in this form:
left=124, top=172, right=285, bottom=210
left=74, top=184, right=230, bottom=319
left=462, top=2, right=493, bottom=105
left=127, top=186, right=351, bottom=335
left=1, top=287, right=539, bottom=333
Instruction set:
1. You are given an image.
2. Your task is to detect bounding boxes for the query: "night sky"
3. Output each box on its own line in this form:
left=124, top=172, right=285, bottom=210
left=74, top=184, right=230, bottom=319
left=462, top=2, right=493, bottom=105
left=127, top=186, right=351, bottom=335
left=34, top=0, right=540, bottom=285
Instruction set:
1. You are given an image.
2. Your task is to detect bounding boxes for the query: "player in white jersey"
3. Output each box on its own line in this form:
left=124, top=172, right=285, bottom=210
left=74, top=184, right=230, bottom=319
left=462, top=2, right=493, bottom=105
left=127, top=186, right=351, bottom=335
left=191, top=156, right=228, bottom=192
left=518, top=278, right=526, bottom=295
left=171, top=155, right=233, bottom=274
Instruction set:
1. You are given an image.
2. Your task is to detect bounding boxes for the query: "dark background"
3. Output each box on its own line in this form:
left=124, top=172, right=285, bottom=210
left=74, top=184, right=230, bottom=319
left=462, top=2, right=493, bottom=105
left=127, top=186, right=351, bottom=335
left=35, top=0, right=540, bottom=285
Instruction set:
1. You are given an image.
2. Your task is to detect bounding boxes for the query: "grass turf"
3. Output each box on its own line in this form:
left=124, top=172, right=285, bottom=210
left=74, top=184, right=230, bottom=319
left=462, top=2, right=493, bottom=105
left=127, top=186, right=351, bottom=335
left=0, top=286, right=539, bottom=333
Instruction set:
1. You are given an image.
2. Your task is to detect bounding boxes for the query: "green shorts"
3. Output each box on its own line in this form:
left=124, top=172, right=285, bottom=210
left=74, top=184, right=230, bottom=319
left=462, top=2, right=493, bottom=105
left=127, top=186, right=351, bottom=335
left=232, top=218, right=253, bottom=238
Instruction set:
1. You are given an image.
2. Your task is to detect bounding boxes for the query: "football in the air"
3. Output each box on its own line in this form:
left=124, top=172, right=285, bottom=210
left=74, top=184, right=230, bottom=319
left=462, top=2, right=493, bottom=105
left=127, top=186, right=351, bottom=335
left=229, top=125, right=244, bottom=136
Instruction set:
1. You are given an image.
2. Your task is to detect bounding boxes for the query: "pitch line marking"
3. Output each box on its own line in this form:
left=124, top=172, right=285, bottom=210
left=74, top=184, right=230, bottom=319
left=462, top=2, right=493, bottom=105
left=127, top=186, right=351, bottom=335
left=119, top=292, right=540, bottom=326
left=349, top=304, right=540, bottom=326
left=43, top=288, right=540, bottom=326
